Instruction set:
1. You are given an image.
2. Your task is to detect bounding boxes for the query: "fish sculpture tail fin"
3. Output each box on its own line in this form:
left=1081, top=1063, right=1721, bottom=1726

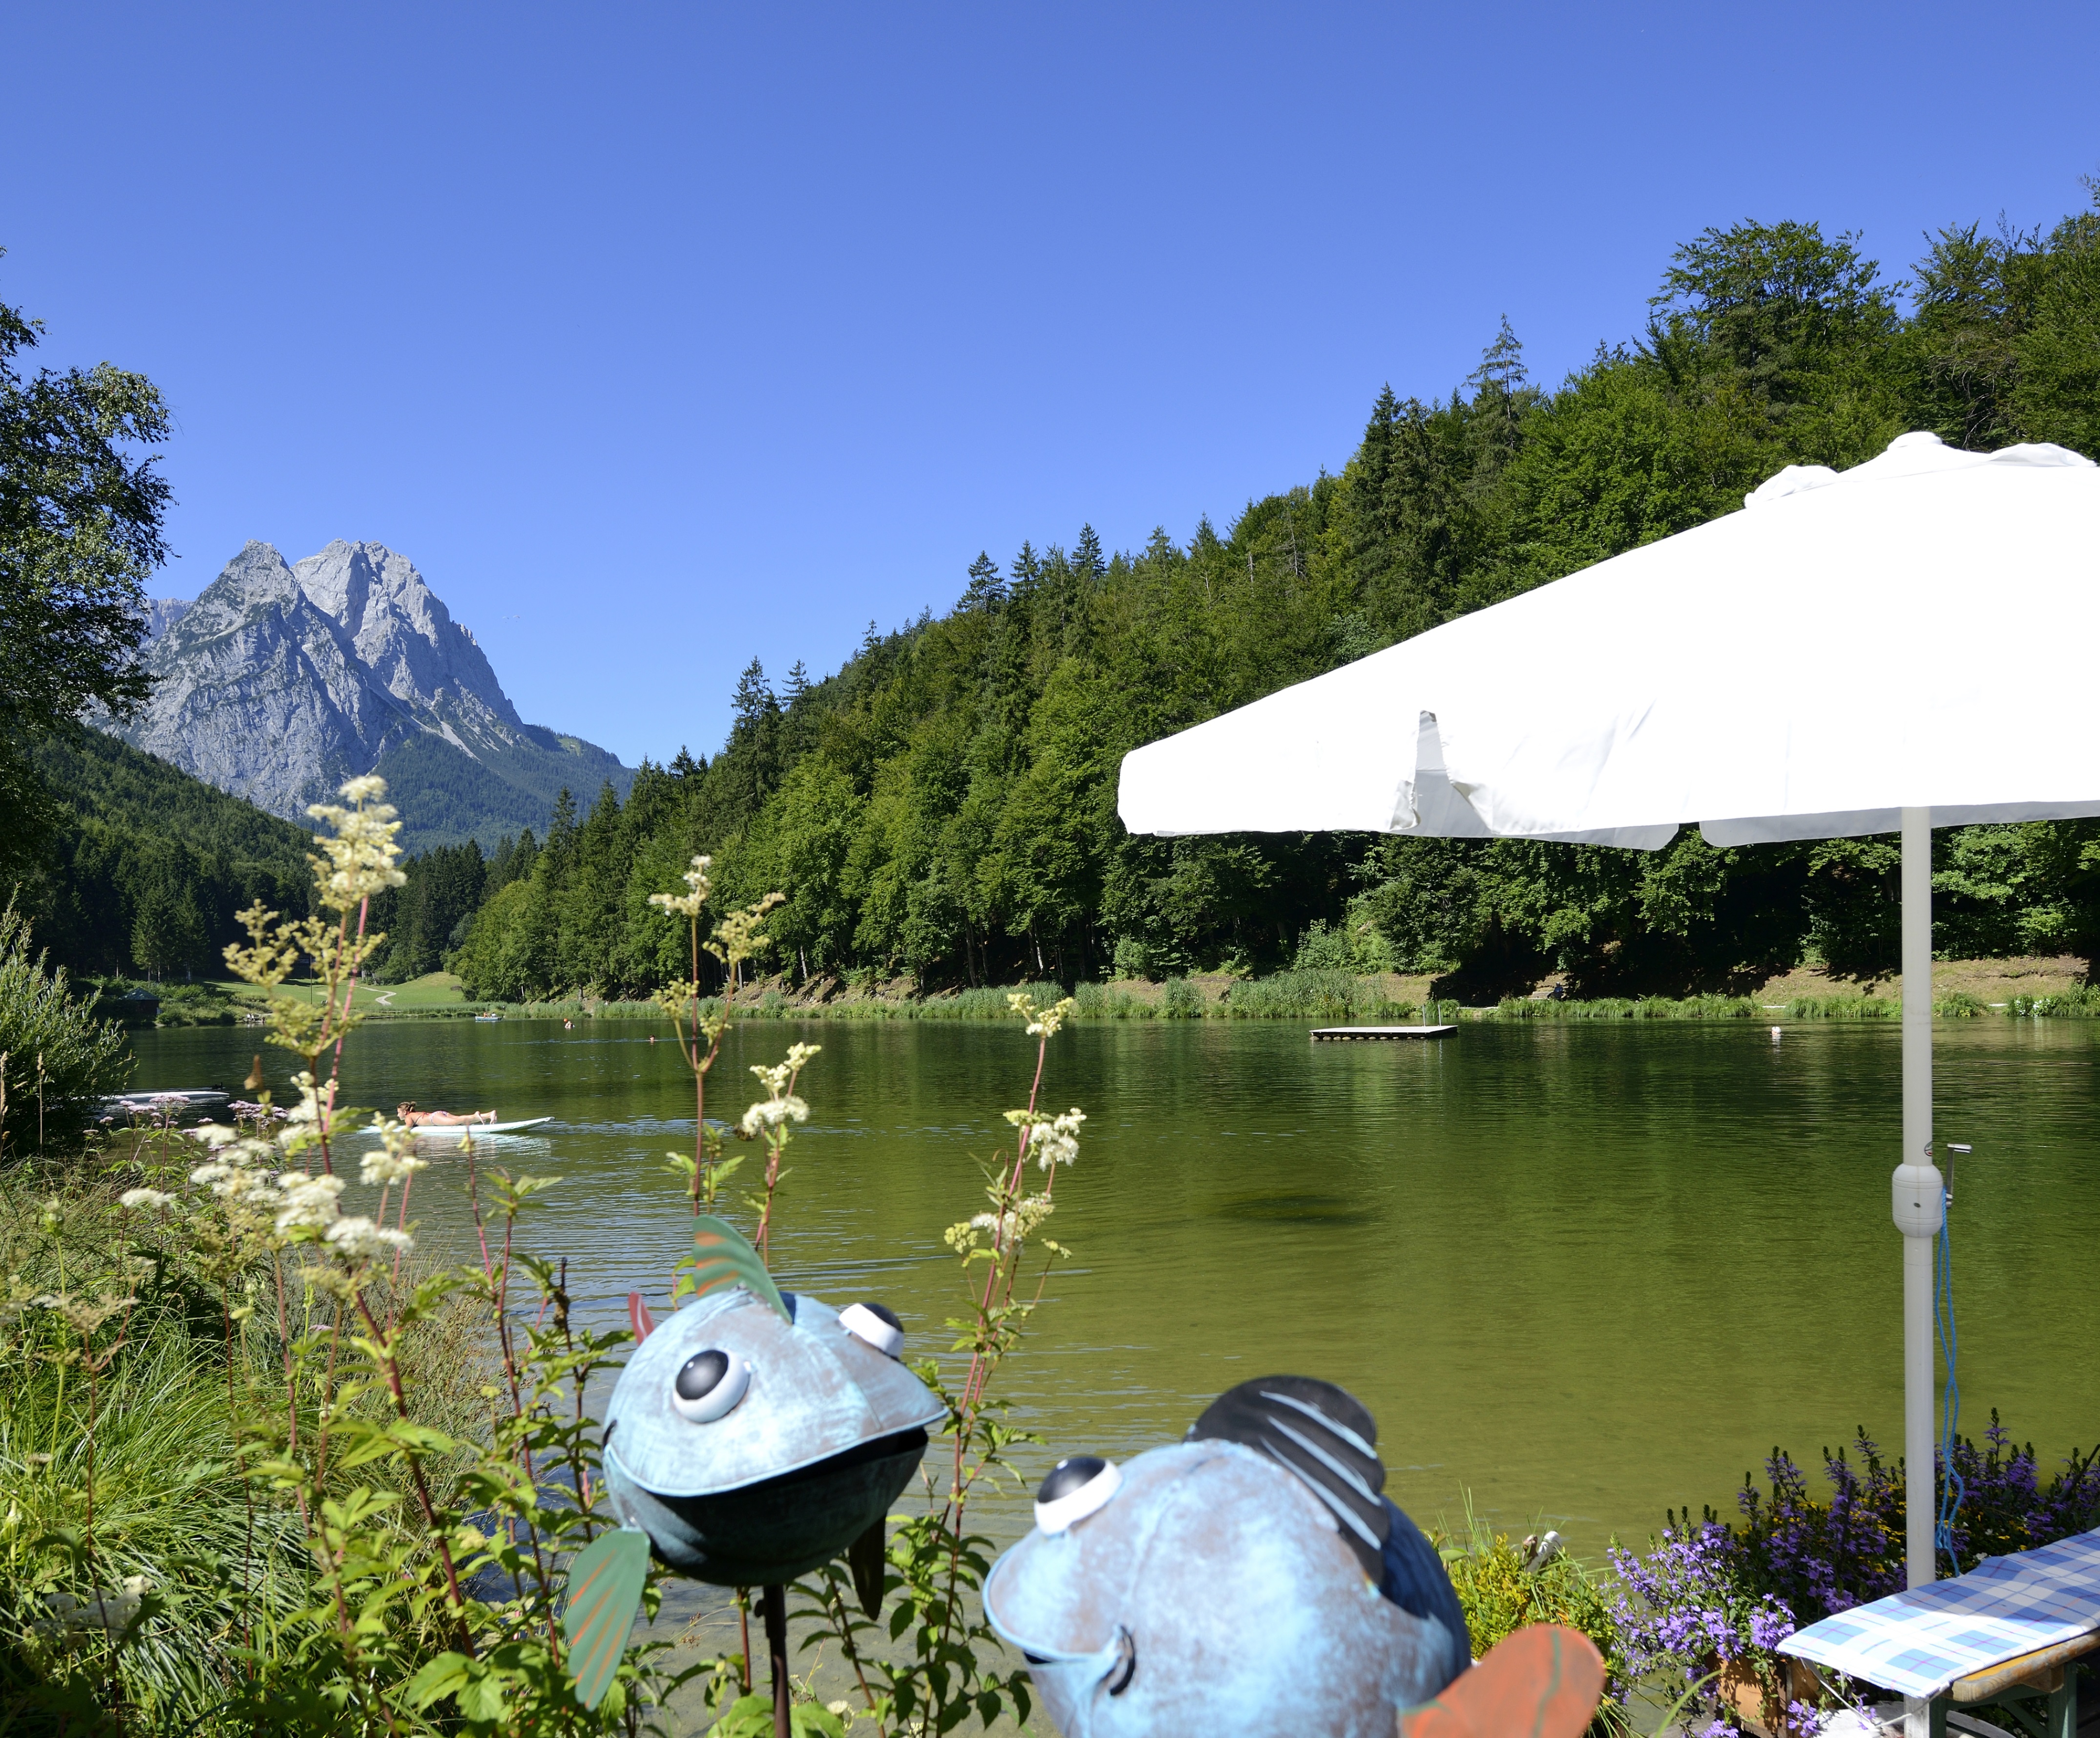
left=1398, top=1624, right=1605, bottom=1738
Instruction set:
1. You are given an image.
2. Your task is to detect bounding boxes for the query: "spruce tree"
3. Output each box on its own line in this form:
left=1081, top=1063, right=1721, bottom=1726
left=961, top=551, right=1006, bottom=612
left=732, top=658, right=776, bottom=733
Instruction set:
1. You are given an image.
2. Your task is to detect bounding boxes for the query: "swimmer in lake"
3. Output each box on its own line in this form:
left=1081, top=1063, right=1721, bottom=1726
left=396, top=1102, right=498, bottom=1127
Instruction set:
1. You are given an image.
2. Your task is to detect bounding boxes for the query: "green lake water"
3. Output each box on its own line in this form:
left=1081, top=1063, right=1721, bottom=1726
left=125, top=1015, right=2100, bottom=1563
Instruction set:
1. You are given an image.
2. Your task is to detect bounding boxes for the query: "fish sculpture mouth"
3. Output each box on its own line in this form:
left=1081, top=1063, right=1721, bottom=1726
left=606, top=1423, right=929, bottom=1588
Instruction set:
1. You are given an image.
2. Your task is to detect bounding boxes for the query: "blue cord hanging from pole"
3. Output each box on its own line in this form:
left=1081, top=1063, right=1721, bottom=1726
left=1934, top=1181, right=1964, bottom=1575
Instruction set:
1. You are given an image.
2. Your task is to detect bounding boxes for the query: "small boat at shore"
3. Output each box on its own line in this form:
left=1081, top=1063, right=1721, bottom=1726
left=473, top=1012, right=503, bottom=1023
left=96, top=1088, right=230, bottom=1124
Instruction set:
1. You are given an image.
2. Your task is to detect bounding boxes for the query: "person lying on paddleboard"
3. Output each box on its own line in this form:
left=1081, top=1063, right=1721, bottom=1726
left=396, top=1102, right=499, bottom=1127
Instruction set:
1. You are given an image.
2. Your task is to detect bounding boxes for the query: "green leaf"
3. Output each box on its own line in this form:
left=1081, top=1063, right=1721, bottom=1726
left=403, top=1650, right=474, bottom=1709
left=687, top=1214, right=789, bottom=1319
left=562, top=1528, right=650, bottom=1710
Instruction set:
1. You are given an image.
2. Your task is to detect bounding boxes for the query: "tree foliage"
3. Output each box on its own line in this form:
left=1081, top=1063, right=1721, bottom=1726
left=422, top=193, right=2100, bottom=1001
left=0, top=257, right=171, bottom=883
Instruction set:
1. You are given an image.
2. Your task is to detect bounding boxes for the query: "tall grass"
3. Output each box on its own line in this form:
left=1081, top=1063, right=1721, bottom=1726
left=0, top=1161, right=491, bottom=1722
left=1495, top=994, right=1757, bottom=1021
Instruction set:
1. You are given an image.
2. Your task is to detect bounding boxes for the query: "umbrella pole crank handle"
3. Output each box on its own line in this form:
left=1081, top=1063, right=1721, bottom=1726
left=765, top=1584, right=791, bottom=1738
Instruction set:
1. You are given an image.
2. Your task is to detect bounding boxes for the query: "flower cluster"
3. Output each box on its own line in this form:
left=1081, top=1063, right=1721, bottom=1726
left=1609, top=1515, right=1797, bottom=1725
left=305, top=774, right=407, bottom=911
left=740, top=1042, right=819, bottom=1137
left=360, top=1117, right=430, bottom=1187
left=116, top=1078, right=419, bottom=1266
left=648, top=853, right=713, bottom=920
left=1008, top=990, right=1077, bottom=1038
left=945, top=1191, right=1057, bottom=1257
left=1004, top=1106, right=1085, bottom=1169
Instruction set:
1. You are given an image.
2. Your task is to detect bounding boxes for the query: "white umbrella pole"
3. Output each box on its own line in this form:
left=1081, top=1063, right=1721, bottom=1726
left=1895, top=807, right=1944, bottom=1594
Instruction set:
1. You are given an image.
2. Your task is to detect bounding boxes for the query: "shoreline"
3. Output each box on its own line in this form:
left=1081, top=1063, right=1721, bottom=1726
left=129, top=953, right=2098, bottom=1027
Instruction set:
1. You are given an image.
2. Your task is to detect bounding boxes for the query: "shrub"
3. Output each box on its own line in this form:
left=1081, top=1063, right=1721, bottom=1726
left=0, top=902, right=129, bottom=1159
left=1439, top=1512, right=1628, bottom=1714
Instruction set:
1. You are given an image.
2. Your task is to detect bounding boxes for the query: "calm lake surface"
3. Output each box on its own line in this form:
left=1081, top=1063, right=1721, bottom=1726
left=125, top=1015, right=2100, bottom=1562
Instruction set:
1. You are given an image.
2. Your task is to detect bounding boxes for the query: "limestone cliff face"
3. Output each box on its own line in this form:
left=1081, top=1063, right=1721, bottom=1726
left=113, top=541, right=631, bottom=847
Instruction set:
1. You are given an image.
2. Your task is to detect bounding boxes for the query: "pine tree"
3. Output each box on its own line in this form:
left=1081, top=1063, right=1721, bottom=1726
left=732, top=658, right=776, bottom=733
left=783, top=659, right=812, bottom=704
left=1009, top=541, right=1042, bottom=598
left=1468, top=316, right=1529, bottom=398
left=1073, top=525, right=1106, bottom=587
left=961, top=551, right=1007, bottom=612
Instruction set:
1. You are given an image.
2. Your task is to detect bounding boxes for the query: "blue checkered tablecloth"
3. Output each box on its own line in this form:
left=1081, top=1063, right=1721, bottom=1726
left=1779, top=1529, right=2100, bottom=1699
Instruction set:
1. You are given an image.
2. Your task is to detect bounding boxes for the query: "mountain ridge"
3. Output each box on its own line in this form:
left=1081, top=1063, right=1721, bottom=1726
left=113, top=539, right=633, bottom=851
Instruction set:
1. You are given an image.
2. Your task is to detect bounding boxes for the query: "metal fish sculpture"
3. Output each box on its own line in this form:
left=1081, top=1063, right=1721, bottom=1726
left=562, top=1216, right=943, bottom=1711
left=983, top=1376, right=1470, bottom=1738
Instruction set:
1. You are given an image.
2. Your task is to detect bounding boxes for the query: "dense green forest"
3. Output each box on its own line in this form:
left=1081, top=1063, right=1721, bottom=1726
left=17, top=199, right=2100, bottom=998
left=406, top=202, right=2100, bottom=1001
left=23, top=728, right=315, bottom=978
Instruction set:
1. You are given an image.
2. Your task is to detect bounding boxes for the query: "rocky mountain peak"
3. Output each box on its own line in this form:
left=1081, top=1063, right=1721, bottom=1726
left=291, top=541, right=523, bottom=733
left=109, top=540, right=631, bottom=849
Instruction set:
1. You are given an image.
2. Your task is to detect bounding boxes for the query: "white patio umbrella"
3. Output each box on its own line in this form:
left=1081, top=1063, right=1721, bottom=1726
left=1118, top=430, right=2100, bottom=1593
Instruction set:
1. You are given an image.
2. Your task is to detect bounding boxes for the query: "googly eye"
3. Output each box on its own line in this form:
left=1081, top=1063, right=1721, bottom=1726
left=671, top=1348, right=750, bottom=1422
left=840, top=1301, right=904, bottom=1359
left=1033, top=1456, right=1121, bottom=1533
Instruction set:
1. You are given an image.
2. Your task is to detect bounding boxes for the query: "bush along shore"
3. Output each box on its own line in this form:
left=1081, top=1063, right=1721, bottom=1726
left=282, top=974, right=2100, bottom=1026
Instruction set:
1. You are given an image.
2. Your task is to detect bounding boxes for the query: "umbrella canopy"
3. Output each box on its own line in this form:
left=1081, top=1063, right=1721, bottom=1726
left=1116, top=431, right=2100, bottom=1598
left=1121, top=432, right=2098, bottom=846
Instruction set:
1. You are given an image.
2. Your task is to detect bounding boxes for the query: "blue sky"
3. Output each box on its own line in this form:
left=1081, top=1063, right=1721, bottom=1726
left=6, top=1, right=2097, bottom=767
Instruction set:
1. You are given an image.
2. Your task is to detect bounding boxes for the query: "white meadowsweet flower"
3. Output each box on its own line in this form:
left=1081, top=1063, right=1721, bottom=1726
left=118, top=1188, right=174, bottom=1211
left=969, top=1194, right=1054, bottom=1245
left=1006, top=990, right=1079, bottom=1038
left=307, top=784, right=406, bottom=908
left=189, top=1122, right=240, bottom=1148
left=1029, top=1107, right=1086, bottom=1170
left=784, top=1041, right=821, bottom=1071
left=274, top=1173, right=345, bottom=1232
left=189, top=1161, right=268, bottom=1199
left=325, top=1216, right=413, bottom=1260
left=649, top=853, right=714, bottom=919
left=360, top=1118, right=428, bottom=1186
left=750, top=1060, right=793, bottom=1096
left=738, top=1095, right=809, bottom=1137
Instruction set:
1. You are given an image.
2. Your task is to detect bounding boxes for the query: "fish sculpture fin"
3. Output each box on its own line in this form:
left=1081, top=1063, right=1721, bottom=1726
left=687, top=1214, right=791, bottom=1320
left=847, top=1514, right=887, bottom=1618
left=628, top=1292, right=655, bottom=1343
left=562, top=1527, right=651, bottom=1710
left=1396, top=1625, right=1605, bottom=1738
left=1188, top=1376, right=1391, bottom=1581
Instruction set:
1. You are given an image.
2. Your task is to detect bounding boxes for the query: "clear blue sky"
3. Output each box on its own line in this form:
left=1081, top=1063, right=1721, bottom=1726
left=7, top=1, right=2097, bottom=767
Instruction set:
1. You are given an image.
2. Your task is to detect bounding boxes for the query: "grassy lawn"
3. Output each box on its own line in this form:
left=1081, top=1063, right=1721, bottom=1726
left=197, top=972, right=470, bottom=1012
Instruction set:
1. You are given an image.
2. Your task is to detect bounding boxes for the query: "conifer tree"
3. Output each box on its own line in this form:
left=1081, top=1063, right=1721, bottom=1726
left=961, top=551, right=1006, bottom=612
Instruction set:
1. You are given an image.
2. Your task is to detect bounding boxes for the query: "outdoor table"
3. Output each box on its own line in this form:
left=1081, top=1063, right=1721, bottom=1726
left=1779, top=1529, right=2100, bottom=1738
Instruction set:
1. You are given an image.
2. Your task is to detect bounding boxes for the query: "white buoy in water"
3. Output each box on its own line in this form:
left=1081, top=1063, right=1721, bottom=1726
left=1771, top=1025, right=1783, bottom=1041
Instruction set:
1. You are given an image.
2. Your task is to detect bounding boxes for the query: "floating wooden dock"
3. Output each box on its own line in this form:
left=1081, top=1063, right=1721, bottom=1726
left=1310, top=1025, right=1456, bottom=1041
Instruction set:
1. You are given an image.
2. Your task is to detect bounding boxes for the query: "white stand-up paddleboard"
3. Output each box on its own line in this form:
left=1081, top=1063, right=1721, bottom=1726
left=364, top=1117, right=554, bottom=1139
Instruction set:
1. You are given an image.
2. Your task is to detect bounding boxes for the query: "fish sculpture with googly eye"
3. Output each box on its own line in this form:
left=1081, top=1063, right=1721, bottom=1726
left=601, top=1237, right=942, bottom=1587
left=983, top=1376, right=1470, bottom=1738
left=560, top=1218, right=942, bottom=1711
